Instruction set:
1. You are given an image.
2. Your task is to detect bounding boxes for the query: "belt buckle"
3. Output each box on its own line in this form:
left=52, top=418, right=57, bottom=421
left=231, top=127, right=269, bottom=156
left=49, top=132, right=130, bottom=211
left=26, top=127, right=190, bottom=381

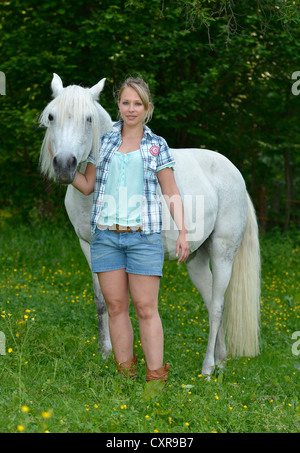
left=115, top=224, right=129, bottom=232
left=116, top=224, right=126, bottom=232
left=114, top=224, right=142, bottom=233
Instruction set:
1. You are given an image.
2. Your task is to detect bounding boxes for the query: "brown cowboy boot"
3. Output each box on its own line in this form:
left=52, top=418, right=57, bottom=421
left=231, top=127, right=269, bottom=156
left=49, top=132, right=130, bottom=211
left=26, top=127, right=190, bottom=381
left=116, top=355, right=138, bottom=380
left=146, top=362, right=170, bottom=382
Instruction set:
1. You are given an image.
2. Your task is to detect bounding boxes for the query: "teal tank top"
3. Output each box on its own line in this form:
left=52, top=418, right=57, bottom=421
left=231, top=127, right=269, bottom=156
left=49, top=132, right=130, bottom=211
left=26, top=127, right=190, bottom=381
left=96, top=150, right=144, bottom=227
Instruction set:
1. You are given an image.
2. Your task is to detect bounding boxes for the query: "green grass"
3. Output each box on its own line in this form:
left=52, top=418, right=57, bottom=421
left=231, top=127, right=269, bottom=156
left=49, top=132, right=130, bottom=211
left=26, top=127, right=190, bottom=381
left=0, top=223, right=299, bottom=433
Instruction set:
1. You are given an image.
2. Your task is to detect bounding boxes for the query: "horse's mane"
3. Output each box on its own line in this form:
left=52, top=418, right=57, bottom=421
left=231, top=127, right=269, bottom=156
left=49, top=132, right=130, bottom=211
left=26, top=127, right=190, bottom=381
left=39, top=84, right=113, bottom=180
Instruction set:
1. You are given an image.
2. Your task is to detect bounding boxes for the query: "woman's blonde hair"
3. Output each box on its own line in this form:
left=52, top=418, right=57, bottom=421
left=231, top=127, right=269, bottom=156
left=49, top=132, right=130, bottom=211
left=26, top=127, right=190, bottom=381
left=117, top=77, right=154, bottom=124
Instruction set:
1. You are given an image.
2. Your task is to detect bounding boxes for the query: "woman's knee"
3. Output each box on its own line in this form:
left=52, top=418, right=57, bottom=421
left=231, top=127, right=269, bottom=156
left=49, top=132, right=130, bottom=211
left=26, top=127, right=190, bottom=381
left=134, top=300, right=158, bottom=321
left=106, top=298, right=129, bottom=318
left=98, top=269, right=129, bottom=318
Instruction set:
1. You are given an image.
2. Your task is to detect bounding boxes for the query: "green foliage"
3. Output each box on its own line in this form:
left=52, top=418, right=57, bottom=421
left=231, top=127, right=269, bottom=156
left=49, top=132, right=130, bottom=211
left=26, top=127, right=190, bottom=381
left=0, top=0, right=299, bottom=229
left=141, top=380, right=166, bottom=402
left=0, top=224, right=299, bottom=432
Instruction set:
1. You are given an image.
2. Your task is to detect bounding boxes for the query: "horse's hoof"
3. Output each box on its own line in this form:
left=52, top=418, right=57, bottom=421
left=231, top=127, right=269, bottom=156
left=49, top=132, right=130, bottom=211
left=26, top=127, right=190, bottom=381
left=99, top=345, right=112, bottom=359
left=202, top=361, right=215, bottom=377
left=215, top=358, right=227, bottom=369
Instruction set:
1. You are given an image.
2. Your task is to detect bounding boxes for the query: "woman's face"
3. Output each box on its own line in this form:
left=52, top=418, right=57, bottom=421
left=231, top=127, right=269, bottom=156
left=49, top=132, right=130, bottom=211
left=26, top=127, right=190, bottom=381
left=118, top=87, right=147, bottom=128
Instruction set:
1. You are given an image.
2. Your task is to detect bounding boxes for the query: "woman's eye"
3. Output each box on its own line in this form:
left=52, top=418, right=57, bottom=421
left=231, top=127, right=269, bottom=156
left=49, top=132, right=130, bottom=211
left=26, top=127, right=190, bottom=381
left=122, top=101, right=142, bottom=106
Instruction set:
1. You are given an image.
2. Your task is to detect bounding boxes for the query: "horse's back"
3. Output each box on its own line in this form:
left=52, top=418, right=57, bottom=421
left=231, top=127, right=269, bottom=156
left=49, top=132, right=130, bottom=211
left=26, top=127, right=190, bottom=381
left=171, top=148, right=245, bottom=187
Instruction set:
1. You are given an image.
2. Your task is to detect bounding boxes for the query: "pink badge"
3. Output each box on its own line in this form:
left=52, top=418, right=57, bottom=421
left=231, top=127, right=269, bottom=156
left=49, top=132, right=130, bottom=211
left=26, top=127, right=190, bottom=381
left=149, top=145, right=160, bottom=156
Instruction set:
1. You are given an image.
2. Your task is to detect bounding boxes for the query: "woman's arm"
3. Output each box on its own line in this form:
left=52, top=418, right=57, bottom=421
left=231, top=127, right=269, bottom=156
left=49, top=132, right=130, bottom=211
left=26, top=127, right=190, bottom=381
left=157, top=167, right=189, bottom=263
left=72, top=163, right=96, bottom=195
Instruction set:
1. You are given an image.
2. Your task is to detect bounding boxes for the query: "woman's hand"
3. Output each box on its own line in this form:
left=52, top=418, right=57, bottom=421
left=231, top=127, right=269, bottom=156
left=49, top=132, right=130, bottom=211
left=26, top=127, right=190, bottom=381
left=176, top=230, right=190, bottom=263
left=72, top=162, right=96, bottom=195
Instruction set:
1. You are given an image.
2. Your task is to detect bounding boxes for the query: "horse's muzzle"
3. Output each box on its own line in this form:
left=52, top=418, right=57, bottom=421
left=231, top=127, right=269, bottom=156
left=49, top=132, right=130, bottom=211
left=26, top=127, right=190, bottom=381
left=53, top=154, right=77, bottom=185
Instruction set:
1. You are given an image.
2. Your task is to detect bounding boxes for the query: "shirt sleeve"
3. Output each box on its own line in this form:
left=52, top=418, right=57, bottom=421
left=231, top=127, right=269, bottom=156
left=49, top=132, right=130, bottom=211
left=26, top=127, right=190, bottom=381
left=156, top=138, right=176, bottom=172
left=156, top=163, right=175, bottom=172
left=86, top=151, right=96, bottom=166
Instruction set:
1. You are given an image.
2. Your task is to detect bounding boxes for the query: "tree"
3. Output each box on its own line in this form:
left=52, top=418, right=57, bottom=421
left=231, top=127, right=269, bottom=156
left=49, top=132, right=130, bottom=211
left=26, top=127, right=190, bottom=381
left=0, top=0, right=299, bottom=231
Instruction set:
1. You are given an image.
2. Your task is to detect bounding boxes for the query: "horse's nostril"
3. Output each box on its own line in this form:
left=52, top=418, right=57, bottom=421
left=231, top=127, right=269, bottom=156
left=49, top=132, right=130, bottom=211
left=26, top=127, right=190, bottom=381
left=69, top=156, right=77, bottom=170
left=52, top=154, right=77, bottom=170
left=52, top=155, right=58, bottom=167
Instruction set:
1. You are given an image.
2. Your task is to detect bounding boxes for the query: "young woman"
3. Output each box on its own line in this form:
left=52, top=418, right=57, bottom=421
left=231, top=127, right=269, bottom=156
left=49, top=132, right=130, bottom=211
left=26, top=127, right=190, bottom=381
left=72, top=77, right=189, bottom=382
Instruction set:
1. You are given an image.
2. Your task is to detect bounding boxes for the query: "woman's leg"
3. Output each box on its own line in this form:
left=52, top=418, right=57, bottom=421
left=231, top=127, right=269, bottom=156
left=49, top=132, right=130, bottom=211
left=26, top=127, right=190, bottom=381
left=128, top=273, right=163, bottom=370
left=97, top=269, right=133, bottom=364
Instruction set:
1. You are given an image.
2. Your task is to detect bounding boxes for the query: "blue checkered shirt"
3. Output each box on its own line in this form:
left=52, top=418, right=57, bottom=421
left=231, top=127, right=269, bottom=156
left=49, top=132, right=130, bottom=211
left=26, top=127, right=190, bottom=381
left=90, top=121, right=175, bottom=235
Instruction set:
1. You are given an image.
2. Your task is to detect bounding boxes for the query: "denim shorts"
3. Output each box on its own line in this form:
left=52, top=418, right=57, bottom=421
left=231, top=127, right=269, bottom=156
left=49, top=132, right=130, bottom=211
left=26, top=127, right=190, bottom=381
left=90, top=228, right=164, bottom=277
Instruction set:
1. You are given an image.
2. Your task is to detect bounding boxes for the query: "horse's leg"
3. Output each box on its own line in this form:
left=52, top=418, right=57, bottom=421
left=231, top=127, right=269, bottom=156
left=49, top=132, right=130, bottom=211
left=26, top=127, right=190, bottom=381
left=186, top=244, right=227, bottom=371
left=79, top=238, right=112, bottom=358
left=186, top=244, right=212, bottom=312
left=202, top=236, right=235, bottom=376
left=215, top=325, right=227, bottom=369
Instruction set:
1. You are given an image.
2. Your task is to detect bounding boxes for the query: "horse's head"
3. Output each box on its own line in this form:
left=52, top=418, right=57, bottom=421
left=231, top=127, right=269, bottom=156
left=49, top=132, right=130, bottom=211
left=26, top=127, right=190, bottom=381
left=39, top=74, right=112, bottom=184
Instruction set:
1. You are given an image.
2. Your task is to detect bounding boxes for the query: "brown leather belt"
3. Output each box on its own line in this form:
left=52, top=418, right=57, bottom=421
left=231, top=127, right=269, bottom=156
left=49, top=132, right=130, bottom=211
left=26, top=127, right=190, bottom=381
left=97, top=224, right=142, bottom=233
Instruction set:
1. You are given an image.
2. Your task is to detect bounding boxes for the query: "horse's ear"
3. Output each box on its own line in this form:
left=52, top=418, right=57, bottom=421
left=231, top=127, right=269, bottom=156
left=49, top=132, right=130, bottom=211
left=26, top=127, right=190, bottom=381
left=89, top=78, right=106, bottom=100
left=51, top=73, right=64, bottom=97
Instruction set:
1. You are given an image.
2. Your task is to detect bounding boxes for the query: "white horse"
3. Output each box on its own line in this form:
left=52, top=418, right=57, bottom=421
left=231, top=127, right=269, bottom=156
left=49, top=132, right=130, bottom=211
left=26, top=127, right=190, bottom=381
left=39, top=74, right=260, bottom=376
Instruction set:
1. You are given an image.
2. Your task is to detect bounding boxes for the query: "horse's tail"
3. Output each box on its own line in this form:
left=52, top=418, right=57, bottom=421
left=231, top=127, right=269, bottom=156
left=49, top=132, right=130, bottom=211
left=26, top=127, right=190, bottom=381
left=223, top=193, right=261, bottom=357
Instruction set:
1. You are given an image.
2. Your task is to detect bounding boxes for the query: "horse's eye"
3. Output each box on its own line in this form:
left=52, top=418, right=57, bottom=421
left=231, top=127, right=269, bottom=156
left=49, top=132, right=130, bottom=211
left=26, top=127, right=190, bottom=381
left=87, top=116, right=92, bottom=123
left=48, top=114, right=54, bottom=121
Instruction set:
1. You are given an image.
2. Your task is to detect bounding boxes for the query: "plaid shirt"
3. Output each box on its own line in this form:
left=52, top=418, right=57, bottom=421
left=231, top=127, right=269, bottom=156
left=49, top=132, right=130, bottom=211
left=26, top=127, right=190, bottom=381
left=91, top=121, right=175, bottom=235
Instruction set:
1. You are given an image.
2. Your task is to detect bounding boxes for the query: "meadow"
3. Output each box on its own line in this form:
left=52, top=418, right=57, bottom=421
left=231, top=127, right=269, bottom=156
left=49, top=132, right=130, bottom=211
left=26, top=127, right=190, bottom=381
left=0, top=223, right=299, bottom=433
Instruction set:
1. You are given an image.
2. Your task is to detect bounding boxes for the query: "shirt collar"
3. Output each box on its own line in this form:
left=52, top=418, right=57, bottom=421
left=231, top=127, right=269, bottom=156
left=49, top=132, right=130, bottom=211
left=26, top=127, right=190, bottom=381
left=113, top=120, right=154, bottom=138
